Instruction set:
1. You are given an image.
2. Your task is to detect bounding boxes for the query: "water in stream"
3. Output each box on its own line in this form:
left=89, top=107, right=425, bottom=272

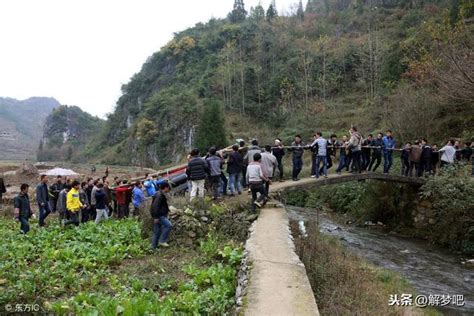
left=287, top=206, right=474, bottom=315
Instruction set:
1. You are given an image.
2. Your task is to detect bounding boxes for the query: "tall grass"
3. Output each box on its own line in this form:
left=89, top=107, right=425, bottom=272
left=292, top=220, right=436, bottom=316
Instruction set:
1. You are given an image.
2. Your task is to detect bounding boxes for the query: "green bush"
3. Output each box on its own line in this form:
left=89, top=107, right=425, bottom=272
left=420, top=168, right=474, bottom=254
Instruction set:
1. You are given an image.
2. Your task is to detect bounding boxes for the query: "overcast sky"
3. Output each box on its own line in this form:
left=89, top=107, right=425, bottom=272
left=0, top=0, right=298, bottom=118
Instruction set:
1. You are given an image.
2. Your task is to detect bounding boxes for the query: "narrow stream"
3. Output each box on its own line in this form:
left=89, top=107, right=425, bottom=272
left=287, top=206, right=474, bottom=315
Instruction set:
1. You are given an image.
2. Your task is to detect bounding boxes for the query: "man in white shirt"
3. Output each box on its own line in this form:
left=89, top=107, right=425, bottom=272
left=310, top=132, right=329, bottom=179
left=439, top=139, right=456, bottom=168
left=246, top=153, right=270, bottom=212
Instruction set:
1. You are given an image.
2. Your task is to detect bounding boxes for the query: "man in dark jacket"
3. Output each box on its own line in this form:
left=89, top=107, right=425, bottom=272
left=94, top=183, right=109, bottom=224
left=323, top=134, right=338, bottom=175
left=186, top=148, right=210, bottom=201
left=206, top=147, right=223, bottom=200
left=368, top=133, right=383, bottom=172
left=36, top=175, right=50, bottom=227
left=289, top=135, right=305, bottom=181
left=361, top=134, right=372, bottom=171
left=239, top=140, right=248, bottom=188
left=431, top=144, right=439, bottom=175
left=80, top=182, right=90, bottom=222
left=227, top=144, right=243, bottom=196
left=49, top=175, right=64, bottom=213
left=150, top=182, right=173, bottom=249
left=272, top=138, right=285, bottom=181
left=420, top=138, right=433, bottom=177
left=461, top=142, right=472, bottom=161
left=310, top=134, right=318, bottom=177
left=57, top=184, right=70, bottom=222
left=14, top=184, right=32, bottom=234
left=401, top=142, right=411, bottom=176
left=85, top=178, right=96, bottom=221
left=0, top=177, right=6, bottom=206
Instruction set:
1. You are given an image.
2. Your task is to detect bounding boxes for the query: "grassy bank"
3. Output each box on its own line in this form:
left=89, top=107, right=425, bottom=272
left=0, top=199, right=250, bottom=314
left=291, top=221, right=438, bottom=316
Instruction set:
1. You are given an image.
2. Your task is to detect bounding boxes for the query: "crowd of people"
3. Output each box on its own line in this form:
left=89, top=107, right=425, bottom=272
left=13, top=173, right=173, bottom=249
left=185, top=127, right=473, bottom=212
left=9, top=127, right=474, bottom=250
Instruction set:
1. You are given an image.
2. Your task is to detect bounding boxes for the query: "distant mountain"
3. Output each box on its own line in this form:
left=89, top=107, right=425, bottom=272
left=37, top=105, right=104, bottom=162
left=0, top=97, right=60, bottom=160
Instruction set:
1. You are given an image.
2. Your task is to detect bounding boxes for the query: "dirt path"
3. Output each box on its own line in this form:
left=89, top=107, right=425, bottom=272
left=244, top=204, right=319, bottom=316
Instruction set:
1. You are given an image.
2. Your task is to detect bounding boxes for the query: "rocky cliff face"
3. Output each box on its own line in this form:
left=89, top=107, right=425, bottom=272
left=37, top=105, right=103, bottom=162
left=0, top=97, right=60, bottom=160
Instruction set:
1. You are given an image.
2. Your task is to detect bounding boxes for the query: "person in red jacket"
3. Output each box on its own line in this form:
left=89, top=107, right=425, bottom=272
left=115, top=180, right=131, bottom=219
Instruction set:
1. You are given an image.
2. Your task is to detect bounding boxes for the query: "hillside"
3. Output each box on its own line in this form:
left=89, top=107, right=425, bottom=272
left=0, top=97, right=60, bottom=160
left=90, top=0, right=473, bottom=167
left=37, top=105, right=104, bottom=162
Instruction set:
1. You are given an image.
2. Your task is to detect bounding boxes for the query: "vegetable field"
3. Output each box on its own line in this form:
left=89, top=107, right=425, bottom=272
left=0, top=218, right=243, bottom=314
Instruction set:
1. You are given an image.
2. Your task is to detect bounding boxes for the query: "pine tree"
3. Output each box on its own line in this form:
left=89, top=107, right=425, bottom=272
left=297, top=0, right=304, bottom=20
left=266, top=3, right=278, bottom=21
left=228, top=0, right=247, bottom=23
left=195, top=100, right=228, bottom=152
left=305, top=0, right=319, bottom=13
left=249, top=4, right=265, bottom=21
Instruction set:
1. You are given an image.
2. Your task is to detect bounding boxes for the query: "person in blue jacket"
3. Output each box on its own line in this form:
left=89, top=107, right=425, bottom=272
left=132, top=181, right=145, bottom=216
left=143, top=175, right=156, bottom=197
left=153, top=176, right=167, bottom=190
left=382, top=129, right=397, bottom=174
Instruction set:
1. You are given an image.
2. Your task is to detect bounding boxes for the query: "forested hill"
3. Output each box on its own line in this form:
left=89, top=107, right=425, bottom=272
left=37, top=105, right=103, bottom=162
left=90, top=0, right=473, bottom=167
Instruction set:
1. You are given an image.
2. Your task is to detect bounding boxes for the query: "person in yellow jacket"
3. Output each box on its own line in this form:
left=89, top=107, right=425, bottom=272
left=64, top=180, right=83, bottom=227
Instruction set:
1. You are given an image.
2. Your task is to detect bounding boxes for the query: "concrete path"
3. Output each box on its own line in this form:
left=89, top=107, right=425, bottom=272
left=244, top=205, right=319, bottom=316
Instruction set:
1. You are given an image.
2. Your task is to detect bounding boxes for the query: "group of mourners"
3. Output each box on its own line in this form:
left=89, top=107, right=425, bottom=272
left=186, top=127, right=473, bottom=211
left=12, top=174, right=173, bottom=249
left=9, top=126, right=473, bottom=249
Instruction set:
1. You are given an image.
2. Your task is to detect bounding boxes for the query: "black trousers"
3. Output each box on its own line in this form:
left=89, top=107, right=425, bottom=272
left=117, top=205, right=127, bottom=219
left=209, top=175, right=220, bottom=199
left=292, top=157, right=303, bottom=180
left=401, top=158, right=410, bottom=176
left=241, top=166, right=248, bottom=188
left=89, top=206, right=97, bottom=221
left=421, top=159, right=432, bottom=176
left=65, top=211, right=80, bottom=226
left=250, top=183, right=266, bottom=212
left=368, top=153, right=382, bottom=172
left=220, top=172, right=228, bottom=195
left=362, top=152, right=371, bottom=170
left=264, top=179, right=272, bottom=196
left=112, top=200, right=118, bottom=216
left=351, top=151, right=362, bottom=173
left=81, top=208, right=89, bottom=223
left=276, top=158, right=284, bottom=180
